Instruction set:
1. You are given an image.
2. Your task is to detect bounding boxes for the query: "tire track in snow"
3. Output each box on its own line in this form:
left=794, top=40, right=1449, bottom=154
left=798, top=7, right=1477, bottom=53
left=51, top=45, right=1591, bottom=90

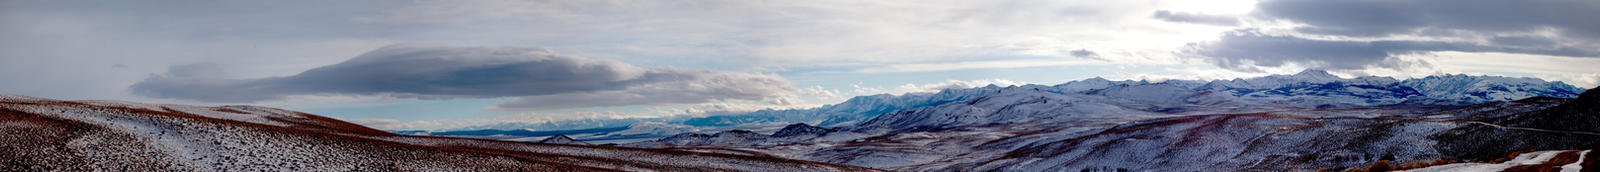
left=1465, top=121, right=1600, bottom=136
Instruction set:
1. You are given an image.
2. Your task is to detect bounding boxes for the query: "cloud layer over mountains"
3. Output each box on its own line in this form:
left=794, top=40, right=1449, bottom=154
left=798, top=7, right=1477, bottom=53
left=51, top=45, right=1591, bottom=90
left=2, top=0, right=1595, bottom=121
left=1185, top=0, right=1600, bottom=72
left=130, top=44, right=797, bottom=110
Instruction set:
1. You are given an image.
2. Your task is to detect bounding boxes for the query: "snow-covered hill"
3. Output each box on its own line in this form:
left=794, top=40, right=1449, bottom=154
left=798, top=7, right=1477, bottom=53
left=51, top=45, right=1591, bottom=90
left=1358, top=83, right=1600, bottom=171
left=621, top=71, right=1595, bottom=171
left=0, top=94, right=877, bottom=171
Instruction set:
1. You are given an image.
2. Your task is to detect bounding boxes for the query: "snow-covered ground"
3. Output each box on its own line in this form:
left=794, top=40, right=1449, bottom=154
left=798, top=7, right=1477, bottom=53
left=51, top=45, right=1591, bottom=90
left=1404, top=150, right=1590, bottom=172
left=0, top=94, right=878, bottom=171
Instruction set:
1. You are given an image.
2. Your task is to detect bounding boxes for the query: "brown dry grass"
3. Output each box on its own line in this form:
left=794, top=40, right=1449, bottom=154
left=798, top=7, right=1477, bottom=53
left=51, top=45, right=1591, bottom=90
left=1341, top=159, right=1462, bottom=172
left=1392, top=159, right=1464, bottom=170
left=1483, top=149, right=1541, bottom=163
left=1503, top=150, right=1582, bottom=172
left=1343, top=150, right=1588, bottom=172
left=5, top=103, right=591, bottom=171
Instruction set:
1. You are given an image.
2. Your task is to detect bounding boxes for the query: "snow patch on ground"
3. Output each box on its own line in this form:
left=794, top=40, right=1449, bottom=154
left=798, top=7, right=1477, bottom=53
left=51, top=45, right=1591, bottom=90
left=1403, top=150, right=1583, bottom=172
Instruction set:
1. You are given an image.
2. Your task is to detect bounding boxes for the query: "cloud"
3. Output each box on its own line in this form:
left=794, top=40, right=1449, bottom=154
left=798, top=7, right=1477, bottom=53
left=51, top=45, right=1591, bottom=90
left=1255, top=0, right=1600, bottom=39
left=856, top=59, right=1100, bottom=73
left=847, top=79, right=1027, bottom=96
left=3, top=0, right=1248, bottom=104
left=351, top=0, right=1198, bottom=67
left=490, top=71, right=798, bottom=110
left=345, top=118, right=439, bottom=130
left=131, top=44, right=797, bottom=110
left=1186, top=30, right=1600, bottom=72
left=1152, top=10, right=1239, bottom=26
left=799, top=85, right=840, bottom=98
left=1490, top=35, right=1560, bottom=48
left=1069, top=49, right=1102, bottom=60
left=1186, top=31, right=1425, bottom=72
left=164, top=63, right=225, bottom=78
left=1183, top=0, right=1600, bottom=73
left=913, top=79, right=1026, bottom=91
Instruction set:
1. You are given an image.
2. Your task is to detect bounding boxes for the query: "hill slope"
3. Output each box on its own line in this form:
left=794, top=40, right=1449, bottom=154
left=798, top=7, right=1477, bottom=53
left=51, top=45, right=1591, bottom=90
left=0, top=95, right=878, bottom=171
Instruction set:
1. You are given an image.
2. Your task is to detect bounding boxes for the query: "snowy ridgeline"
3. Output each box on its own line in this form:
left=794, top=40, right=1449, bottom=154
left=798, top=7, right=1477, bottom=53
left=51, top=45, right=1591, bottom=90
left=462, top=69, right=1584, bottom=132
left=609, top=71, right=1599, bottom=171
left=846, top=70, right=1582, bottom=132
left=827, top=70, right=1583, bottom=128
left=770, top=70, right=1580, bottom=128
left=363, top=70, right=1592, bottom=171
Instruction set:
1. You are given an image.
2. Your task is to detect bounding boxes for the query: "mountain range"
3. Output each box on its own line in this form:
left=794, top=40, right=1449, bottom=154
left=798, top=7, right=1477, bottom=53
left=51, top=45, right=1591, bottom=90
left=630, top=70, right=1585, bottom=130
left=5, top=70, right=1596, bottom=171
left=435, top=70, right=1584, bottom=142
left=612, top=70, right=1598, bottom=171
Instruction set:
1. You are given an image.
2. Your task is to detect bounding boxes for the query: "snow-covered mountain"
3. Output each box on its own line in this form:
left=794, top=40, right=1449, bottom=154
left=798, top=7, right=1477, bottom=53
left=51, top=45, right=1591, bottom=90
left=15, top=69, right=1588, bottom=171
left=683, top=70, right=1584, bottom=131
left=682, top=85, right=1005, bottom=128
left=1402, top=73, right=1586, bottom=104
left=373, top=70, right=1588, bottom=170
left=432, top=70, right=1583, bottom=141
left=608, top=121, right=702, bottom=136
left=0, top=94, right=876, bottom=171
left=620, top=70, right=1595, bottom=171
left=843, top=70, right=1583, bottom=133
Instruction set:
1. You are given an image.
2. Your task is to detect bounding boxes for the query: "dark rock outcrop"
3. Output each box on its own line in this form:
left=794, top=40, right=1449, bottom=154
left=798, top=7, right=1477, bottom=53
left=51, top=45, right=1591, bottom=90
left=536, top=134, right=590, bottom=145
left=1434, top=86, right=1600, bottom=161
left=773, top=123, right=835, bottom=137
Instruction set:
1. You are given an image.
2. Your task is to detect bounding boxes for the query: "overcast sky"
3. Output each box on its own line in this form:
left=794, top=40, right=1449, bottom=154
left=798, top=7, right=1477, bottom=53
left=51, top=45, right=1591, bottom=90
left=4, top=0, right=1598, bottom=130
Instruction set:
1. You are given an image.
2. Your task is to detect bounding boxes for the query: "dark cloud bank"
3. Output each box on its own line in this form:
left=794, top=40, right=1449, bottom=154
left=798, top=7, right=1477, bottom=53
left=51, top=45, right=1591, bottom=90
left=1255, top=0, right=1600, bottom=38
left=1183, top=0, right=1600, bottom=71
left=131, top=44, right=797, bottom=110
left=1188, top=30, right=1600, bottom=72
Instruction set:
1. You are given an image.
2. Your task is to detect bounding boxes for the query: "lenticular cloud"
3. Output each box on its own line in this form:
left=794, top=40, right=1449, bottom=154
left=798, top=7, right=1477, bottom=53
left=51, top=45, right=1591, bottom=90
left=131, top=44, right=797, bottom=109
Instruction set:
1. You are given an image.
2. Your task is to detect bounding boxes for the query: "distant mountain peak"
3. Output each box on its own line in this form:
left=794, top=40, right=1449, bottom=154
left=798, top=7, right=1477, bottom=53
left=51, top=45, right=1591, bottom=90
left=1288, top=69, right=1342, bottom=82
left=536, top=134, right=590, bottom=145
left=773, top=123, right=835, bottom=137
left=1293, top=69, right=1336, bottom=77
left=715, top=130, right=760, bottom=137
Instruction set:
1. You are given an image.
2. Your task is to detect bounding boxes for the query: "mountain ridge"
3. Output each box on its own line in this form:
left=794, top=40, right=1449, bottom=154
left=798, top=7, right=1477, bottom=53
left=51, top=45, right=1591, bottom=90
left=437, top=70, right=1584, bottom=134
left=613, top=71, right=1594, bottom=170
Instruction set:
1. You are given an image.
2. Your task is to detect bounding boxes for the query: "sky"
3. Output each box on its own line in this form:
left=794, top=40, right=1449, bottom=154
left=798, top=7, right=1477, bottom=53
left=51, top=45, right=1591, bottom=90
left=3, top=0, right=1599, bottom=130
